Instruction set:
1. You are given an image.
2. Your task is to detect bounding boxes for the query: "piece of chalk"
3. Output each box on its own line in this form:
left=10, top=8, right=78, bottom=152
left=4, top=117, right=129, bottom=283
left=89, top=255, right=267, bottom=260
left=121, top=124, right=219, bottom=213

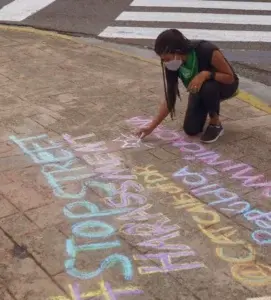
left=137, top=133, right=144, bottom=143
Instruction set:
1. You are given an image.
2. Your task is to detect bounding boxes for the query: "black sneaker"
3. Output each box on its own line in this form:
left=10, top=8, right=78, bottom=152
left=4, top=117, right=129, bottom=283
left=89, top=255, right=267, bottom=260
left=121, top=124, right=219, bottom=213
left=200, top=124, right=224, bottom=143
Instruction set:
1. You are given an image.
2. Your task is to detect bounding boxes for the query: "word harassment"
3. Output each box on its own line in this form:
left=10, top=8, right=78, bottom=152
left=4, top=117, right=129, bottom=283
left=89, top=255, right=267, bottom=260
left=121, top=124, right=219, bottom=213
left=10, top=132, right=205, bottom=299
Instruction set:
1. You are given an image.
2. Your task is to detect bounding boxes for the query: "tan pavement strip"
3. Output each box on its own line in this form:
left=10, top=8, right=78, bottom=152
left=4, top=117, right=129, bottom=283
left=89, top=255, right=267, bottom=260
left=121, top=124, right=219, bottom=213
left=0, top=25, right=270, bottom=300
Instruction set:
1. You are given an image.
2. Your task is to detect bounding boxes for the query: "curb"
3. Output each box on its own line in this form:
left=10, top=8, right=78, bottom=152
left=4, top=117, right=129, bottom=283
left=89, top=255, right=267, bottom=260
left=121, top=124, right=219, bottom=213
left=236, top=90, right=271, bottom=114
left=1, top=24, right=270, bottom=115
left=0, top=24, right=75, bottom=41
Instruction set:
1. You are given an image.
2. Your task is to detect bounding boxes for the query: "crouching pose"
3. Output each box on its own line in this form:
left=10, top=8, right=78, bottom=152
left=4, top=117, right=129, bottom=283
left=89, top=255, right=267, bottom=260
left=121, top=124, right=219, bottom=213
left=136, top=29, right=239, bottom=143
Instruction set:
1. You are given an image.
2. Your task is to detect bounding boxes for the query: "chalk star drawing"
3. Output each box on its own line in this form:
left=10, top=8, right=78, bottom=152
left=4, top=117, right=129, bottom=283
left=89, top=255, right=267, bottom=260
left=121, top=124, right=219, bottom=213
left=48, top=280, right=143, bottom=300
left=113, top=134, right=154, bottom=149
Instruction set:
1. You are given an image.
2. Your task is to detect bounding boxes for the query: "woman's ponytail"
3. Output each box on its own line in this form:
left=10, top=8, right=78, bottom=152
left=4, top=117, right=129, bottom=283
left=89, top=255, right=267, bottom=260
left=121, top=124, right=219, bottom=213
left=161, top=61, right=180, bottom=119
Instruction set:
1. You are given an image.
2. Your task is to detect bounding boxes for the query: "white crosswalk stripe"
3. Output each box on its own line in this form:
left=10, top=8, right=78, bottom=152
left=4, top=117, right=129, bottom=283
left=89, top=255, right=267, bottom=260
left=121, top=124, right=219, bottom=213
left=99, top=0, right=271, bottom=43
left=116, top=12, right=271, bottom=26
left=0, top=0, right=57, bottom=21
left=130, top=0, right=271, bottom=11
left=99, top=27, right=271, bottom=42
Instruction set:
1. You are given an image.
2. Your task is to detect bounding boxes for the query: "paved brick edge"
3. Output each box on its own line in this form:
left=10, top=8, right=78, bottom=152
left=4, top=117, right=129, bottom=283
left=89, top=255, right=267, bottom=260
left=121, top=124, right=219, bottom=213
left=1, top=24, right=270, bottom=115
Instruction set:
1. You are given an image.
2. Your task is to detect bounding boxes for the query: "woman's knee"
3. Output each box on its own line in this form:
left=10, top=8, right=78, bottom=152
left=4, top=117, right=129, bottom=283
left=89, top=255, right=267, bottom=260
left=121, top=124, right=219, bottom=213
left=200, top=80, right=220, bottom=100
left=183, top=123, right=202, bottom=136
left=183, top=106, right=207, bottom=136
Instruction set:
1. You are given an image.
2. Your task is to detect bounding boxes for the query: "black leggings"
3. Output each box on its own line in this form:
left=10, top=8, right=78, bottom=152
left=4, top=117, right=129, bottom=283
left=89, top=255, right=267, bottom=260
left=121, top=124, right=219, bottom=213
left=183, top=79, right=239, bottom=136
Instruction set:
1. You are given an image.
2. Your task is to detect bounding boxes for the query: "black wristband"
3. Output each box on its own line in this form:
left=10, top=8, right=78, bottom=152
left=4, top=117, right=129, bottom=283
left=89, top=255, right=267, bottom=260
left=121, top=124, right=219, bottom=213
left=210, top=71, right=216, bottom=80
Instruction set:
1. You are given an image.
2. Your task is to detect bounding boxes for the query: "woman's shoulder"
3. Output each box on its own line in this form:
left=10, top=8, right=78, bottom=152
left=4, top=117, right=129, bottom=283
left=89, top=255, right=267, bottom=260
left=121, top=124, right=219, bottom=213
left=195, top=40, right=219, bottom=53
left=194, top=40, right=219, bottom=62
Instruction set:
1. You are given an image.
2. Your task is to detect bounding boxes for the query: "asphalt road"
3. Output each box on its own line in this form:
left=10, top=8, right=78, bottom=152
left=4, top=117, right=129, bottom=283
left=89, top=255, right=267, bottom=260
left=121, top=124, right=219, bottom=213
left=0, top=0, right=271, bottom=85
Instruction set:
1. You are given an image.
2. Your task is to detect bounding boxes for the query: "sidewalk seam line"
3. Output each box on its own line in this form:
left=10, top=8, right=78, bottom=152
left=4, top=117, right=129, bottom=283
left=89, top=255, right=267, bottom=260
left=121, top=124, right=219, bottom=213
left=1, top=24, right=270, bottom=114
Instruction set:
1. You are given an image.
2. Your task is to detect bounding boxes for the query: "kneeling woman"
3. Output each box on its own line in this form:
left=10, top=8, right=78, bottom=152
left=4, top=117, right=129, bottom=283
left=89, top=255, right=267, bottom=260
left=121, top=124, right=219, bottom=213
left=136, top=29, right=239, bottom=143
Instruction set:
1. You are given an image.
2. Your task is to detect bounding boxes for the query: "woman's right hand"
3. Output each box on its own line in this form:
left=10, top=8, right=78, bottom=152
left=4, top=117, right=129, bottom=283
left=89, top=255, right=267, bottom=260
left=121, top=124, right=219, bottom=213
left=135, top=123, right=156, bottom=139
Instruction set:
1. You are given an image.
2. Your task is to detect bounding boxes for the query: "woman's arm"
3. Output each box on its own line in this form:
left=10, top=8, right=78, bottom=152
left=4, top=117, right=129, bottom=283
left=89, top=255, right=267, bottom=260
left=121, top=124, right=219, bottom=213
left=150, top=100, right=169, bottom=129
left=204, top=50, right=235, bottom=84
left=135, top=100, right=169, bottom=138
left=135, top=65, right=179, bottom=138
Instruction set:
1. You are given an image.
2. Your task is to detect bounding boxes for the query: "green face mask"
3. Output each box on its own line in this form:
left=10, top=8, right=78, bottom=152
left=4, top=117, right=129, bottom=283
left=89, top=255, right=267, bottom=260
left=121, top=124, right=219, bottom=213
left=178, top=50, right=199, bottom=88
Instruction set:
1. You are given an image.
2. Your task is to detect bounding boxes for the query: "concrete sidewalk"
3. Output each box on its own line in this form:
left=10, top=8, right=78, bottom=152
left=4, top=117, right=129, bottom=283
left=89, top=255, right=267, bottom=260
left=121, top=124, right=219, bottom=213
left=0, top=28, right=270, bottom=300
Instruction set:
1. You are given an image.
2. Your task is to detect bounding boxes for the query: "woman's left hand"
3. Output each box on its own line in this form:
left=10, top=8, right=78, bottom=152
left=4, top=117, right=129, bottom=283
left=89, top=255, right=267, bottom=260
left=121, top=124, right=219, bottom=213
left=187, top=71, right=209, bottom=94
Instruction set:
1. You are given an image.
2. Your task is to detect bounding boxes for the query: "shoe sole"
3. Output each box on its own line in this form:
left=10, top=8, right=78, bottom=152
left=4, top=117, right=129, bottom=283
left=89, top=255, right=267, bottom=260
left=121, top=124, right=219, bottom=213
left=200, top=128, right=224, bottom=144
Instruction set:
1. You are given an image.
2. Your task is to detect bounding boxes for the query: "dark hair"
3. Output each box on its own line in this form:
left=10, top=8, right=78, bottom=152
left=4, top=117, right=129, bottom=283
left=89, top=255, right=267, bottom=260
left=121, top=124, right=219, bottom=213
left=154, top=29, right=194, bottom=119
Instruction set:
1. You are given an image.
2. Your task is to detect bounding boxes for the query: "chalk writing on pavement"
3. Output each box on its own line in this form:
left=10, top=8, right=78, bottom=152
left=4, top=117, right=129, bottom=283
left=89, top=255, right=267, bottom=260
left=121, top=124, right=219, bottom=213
left=133, top=164, right=271, bottom=286
left=10, top=132, right=205, bottom=299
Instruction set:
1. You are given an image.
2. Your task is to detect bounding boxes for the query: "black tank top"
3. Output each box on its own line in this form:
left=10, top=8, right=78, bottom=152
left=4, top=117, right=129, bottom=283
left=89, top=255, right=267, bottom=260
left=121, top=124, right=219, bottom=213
left=193, top=40, right=238, bottom=81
